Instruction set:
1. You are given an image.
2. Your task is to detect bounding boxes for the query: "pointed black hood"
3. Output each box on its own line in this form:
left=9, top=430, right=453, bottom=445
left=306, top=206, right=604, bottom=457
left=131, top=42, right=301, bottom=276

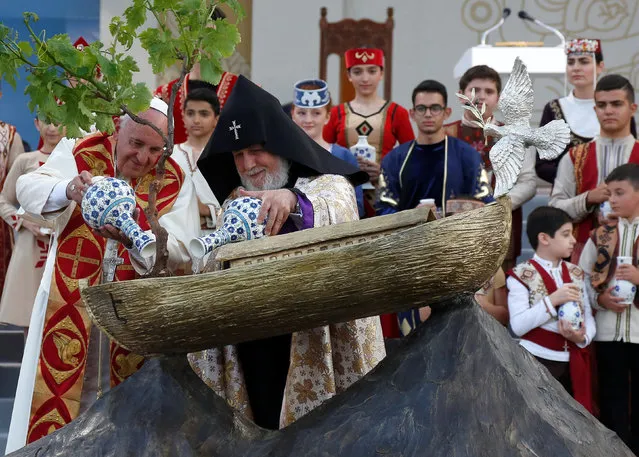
left=197, top=75, right=368, bottom=202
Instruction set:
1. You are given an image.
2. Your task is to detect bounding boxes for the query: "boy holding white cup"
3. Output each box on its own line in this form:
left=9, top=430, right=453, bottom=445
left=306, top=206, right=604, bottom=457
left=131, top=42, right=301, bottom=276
left=508, top=206, right=596, bottom=413
left=579, top=163, right=639, bottom=453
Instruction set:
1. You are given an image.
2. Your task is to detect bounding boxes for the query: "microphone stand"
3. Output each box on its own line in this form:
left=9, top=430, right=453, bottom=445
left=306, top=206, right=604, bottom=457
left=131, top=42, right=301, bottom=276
left=518, top=11, right=565, bottom=48
left=480, top=9, right=511, bottom=46
left=480, top=18, right=505, bottom=46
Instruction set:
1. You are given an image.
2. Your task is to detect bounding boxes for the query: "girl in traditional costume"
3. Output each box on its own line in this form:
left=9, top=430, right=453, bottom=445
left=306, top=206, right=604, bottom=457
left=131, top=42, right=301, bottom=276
left=323, top=48, right=414, bottom=215
left=537, top=38, right=607, bottom=184
left=291, top=79, right=364, bottom=217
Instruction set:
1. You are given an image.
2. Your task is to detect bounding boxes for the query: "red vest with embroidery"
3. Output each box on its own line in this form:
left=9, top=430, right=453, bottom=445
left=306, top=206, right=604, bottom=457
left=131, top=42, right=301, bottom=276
left=571, top=140, right=639, bottom=244
left=508, top=259, right=593, bottom=414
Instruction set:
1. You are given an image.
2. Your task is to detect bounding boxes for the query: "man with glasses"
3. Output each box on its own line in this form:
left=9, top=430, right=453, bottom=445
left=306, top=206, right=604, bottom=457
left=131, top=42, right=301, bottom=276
left=376, top=79, right=492, bottom=336
left=376, top=79, right=490, bottom=216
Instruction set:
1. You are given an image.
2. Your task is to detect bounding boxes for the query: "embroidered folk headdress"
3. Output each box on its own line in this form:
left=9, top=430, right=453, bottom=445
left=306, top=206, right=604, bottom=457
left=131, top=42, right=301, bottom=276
left=344, top=48, right=384, bottom=69
left=293, top=79, right=330, bottom=108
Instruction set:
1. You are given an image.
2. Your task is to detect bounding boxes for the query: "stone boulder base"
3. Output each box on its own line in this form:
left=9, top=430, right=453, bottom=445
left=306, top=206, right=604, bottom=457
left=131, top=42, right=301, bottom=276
left=11, top=295, right=635, bottom=456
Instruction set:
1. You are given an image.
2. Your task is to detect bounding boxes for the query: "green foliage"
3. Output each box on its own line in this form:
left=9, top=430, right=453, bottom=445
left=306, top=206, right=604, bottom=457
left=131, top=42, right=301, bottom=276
left=0, top=1, right=243, bottom=139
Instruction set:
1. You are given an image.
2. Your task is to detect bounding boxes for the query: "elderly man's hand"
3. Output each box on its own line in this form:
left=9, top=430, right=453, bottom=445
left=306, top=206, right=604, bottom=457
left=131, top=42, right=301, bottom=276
left=239, top=188, right=297, bottom=236
left=92, top=209, right=139, bottom=248
left=66, top=171, right=94, bottom=204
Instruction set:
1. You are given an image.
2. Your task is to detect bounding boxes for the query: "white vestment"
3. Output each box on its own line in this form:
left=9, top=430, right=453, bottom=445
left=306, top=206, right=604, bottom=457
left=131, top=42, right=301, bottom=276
left=5, top=136, right=199, bottom=454
left=171, top=143, right=220, bottom=232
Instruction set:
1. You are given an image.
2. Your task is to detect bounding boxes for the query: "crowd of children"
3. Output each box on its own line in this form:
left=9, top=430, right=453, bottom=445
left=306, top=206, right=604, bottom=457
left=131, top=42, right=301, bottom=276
left=507, top=163, right=639, bottom=454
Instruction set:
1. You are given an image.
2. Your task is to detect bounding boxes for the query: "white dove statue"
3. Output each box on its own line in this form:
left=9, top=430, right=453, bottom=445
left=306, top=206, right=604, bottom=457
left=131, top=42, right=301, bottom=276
left=458, top=57, right=570, bottom=197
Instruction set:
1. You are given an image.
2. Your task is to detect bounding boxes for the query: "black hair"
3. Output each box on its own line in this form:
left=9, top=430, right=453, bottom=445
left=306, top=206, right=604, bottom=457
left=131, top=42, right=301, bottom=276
left=526, top=206, right=573, bottom=251
left=605, top=163, right=639, bottom=190
left=459, top=65, right=502, bottom=94
left=411, top=80, right=447, bottom=106
left=184, top=88, right=221, bottom=116
left=595, top=74, right=635, bottom=104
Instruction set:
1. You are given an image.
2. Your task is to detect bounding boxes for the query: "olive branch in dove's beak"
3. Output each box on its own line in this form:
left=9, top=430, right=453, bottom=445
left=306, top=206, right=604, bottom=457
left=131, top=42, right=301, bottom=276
left=456, top=88, right=493, bottom=146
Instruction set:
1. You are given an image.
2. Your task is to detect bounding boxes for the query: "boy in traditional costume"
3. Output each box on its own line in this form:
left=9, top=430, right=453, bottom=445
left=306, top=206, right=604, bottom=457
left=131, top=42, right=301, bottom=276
left=579, top=163, right=639, bottom=454
left=535, top=39, right=637, bottom=184
left=507, top=206, right=596, bottom=414
left=549, top=74, right=639, bottom=262
left=171, top=88, right=221, bottom=234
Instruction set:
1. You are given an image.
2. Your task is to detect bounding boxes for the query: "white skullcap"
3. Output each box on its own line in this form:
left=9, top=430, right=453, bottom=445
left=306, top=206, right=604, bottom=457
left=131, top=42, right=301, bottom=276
left=150, top=97, right=169, bottom=116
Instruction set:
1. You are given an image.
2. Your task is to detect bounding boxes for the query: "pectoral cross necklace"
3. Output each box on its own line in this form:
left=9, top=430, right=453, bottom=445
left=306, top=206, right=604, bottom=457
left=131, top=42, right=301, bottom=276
left=102, top=239, right=124, bottom=283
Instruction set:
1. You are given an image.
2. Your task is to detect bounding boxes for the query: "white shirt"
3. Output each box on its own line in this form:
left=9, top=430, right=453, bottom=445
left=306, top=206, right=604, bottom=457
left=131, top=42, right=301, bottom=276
left=558, top=92, right=599, bottom=139
left=579, top=217, right=639, bottom=343
left=507, top=254, right=596, bottom=362
left=171, top=143, right=220, bottom=231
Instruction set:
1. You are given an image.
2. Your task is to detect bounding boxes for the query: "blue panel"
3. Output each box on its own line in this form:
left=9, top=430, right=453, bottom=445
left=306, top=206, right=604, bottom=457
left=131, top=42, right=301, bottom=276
left=3, top=0, right=99, bottom=19
left=0, top=0, right=99, bottom=148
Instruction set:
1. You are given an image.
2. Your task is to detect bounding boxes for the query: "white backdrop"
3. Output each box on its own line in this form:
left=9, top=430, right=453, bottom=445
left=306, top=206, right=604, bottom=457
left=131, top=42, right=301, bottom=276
left=251, top=0, right=639, bottom=125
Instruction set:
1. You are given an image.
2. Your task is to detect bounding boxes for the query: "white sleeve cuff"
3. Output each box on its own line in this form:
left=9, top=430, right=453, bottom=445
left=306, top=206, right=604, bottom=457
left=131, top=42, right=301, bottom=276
left=544, top=297, right=557, bottom=317
left=577, top=335, right=590, bottom=348
left=42, top=179, right=73, bottom=212
left=578, top=192, right=593, bottom=217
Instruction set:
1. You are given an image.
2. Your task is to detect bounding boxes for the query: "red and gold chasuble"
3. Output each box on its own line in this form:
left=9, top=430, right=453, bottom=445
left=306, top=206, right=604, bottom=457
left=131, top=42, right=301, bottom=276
left=571, top=140, right=639, bottom=250
left=154, top=72, right=238, bottom=145
left=27, top=133, right=184, bottom=443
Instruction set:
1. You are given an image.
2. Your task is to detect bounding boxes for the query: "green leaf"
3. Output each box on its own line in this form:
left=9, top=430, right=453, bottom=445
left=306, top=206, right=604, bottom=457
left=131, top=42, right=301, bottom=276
left=139, top=28, right=179, bottom=74
left=181, top=0, right=204, bottom=13
left=95, top=53, right=118, bottom=80
left=152, top=0, right=175, bottom=11
left=201, top=20, right=240, bottom=58
left=199, top=57, right=223, bottom=85
left=16, top=41, right=32, bottom=58
left=125, top=82, right=152, bottom=114
left=95, top=114, right=116, bottom=135
left=0, top=44, right=23, bottom=90
left=3, top=0, right=245, bottom=143
left=124, top=0, right=147, bottom=30
left=46, top=35, right=80, bottom=68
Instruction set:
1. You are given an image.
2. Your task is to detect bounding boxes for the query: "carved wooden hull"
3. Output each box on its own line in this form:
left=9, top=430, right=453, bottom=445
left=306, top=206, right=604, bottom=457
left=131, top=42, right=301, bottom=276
left=81, top=197, right=512, bottom=355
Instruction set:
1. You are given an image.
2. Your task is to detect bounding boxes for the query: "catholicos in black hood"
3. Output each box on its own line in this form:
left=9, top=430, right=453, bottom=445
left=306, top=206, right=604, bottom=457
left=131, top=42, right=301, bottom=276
left=197, top=75, right=368, bottom=202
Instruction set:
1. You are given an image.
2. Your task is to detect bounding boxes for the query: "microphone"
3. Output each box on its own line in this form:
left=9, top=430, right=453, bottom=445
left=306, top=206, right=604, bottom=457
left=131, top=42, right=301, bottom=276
left=518, top=10, right=565, bottom=47
left=480, top=8, right=512, bottom=46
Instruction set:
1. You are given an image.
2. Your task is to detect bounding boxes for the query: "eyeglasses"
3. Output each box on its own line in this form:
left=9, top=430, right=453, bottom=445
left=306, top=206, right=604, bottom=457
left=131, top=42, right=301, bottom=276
left=414, top=104, right=445, bottom=115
